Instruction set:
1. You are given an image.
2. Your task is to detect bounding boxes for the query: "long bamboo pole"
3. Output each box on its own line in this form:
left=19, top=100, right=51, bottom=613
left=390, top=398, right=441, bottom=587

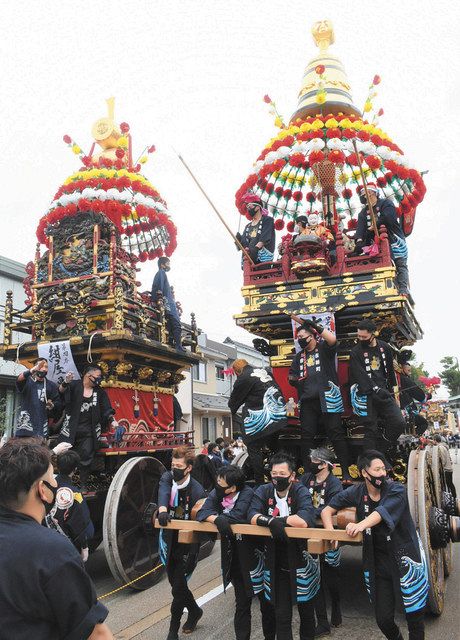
left=174, top=151, right=255, bottom=265
left=352, top=139, right=380, bottom=240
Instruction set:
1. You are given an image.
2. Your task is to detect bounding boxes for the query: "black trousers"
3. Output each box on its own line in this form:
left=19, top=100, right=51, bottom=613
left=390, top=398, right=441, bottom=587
left=314, top=560, right=341, bottom=628
left=299, top=398, right=349, bottom=474
left=374, top=557, right=425, bottom=640
left=273, top=567, right=315, bottom=640
left=232, top=562, right=276, bottom=640
left=74, top=429, right=95, bottom=484
left=361, top=392, right=406, bottom=454
left=167, top=548, right=200, bottom=633
left=167, top=313, right=184, bottom=350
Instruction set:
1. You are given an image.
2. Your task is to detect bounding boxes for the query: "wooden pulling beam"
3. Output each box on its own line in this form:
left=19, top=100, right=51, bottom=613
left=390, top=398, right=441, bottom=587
left=154, top=519, right=362, bottom=554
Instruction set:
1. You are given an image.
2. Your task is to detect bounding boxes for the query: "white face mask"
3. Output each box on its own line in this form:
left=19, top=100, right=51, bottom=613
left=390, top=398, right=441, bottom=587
left=293, top=225, right=300, bottom=234
left=308, top=215, right=319, bottom=226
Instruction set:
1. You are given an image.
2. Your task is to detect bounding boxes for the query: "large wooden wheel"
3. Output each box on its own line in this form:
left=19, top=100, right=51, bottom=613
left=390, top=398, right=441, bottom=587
left=407, top=447, right=445, bottom=615
left=103, top=456, right=166, bottom=590
left=431, top=448, right=453, bottom=577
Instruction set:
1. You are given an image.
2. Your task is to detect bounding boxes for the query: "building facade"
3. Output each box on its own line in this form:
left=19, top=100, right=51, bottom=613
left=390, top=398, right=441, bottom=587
left=192, top=333, right=269, bottom=447
left=0, top=256, right=28, bottom=437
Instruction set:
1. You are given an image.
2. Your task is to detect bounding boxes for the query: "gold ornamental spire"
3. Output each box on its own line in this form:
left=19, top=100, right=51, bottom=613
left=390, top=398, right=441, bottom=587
left=91, top=97, right=122, bottom=162
left=291, top=20, right=360, bottom=121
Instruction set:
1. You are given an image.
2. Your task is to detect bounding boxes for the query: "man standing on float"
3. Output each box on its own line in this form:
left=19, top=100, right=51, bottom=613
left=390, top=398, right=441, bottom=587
left=236, top=192, right=275, bottom=264
left=151, top=257, right=185, bottom=352
left=288, top=320, right=351, bottom=480
left=349, top=320, right=406, bottom=454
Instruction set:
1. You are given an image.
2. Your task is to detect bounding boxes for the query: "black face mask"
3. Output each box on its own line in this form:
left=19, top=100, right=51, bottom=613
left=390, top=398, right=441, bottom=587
left=359, top=194, right=367, bottom=205
left=360, top=338, right=372, bottom=348
left=164, top=266, right=171, bottom=272
left=41, top=480, right=57, bottom=515
left=215, top=486, right=229, bottom=500
left=36, top=371, right=47, bottom=379
left=247, top=208, right=257, bottom=218
left=91, top=377, right=102, bottom=387
left=366, top=473, right=386, bottom=489
left=172, top=468, right=187, bottom=482
left=298, top=337, right=308, bottom=349
left=272, top=476, right=291, bottom=492
left=309, top=462, right=324, bottom=475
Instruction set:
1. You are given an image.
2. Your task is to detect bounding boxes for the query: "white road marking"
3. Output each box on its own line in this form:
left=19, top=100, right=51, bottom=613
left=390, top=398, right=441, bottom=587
left=195, top=582, right=233, bottom=607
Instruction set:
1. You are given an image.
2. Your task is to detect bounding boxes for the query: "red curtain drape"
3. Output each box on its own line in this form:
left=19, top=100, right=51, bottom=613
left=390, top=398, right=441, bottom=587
left=106, top=387, right=174, bottom=432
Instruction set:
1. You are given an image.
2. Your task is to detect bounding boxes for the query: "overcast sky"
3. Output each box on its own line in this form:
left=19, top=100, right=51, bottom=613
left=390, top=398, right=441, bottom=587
left=0, top=1, right=458, bottom=394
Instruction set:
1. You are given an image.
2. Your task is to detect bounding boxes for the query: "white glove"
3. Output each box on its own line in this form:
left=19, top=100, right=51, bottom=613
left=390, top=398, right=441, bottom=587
left=52, top=442, right=72, bottom=455
left=81, top=547, right=89, bottom=563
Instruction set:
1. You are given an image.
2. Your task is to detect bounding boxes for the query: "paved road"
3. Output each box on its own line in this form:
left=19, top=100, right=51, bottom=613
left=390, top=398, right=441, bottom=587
left=89, top=460, right=460, bottom=640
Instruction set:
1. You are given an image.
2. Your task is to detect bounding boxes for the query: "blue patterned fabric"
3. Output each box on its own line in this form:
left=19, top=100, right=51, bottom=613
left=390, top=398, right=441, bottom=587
left=399, top=535, right=429, bottom=613
left=363, top=570, right=371, bottom=596
left=390, top=235, right=408, bottom=260
left=350, top=383, right=368, bottom=417
left=243, top=387, right=287, bottom=437
left=257, top=247, right=274, bottom=263
left=324, top=547, right=341, bottom=567
left=324, top=381, right=344, bottom=413
left=158, top=529, right=167, bottom=567
left=296, top=555, right=321, bottom=602
left=250, top=549, right=265, bottom=595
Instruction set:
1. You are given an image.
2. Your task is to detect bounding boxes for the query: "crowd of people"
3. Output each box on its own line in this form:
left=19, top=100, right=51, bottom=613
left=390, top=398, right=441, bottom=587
left=0, top=415, right=457, bottom=639
left=158, top=445, right=436, bottom=640
left=228, top=318, right=432, bottom=488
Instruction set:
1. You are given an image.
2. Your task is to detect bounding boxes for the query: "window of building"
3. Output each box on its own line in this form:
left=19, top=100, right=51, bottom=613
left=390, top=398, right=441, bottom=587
left=221, top=416, right=231, bottom=438
left=202, top=416, right=217, bottom=442
left=192, top=362, right=207, bottom=382
left=215, top=364, right=225, bottom=381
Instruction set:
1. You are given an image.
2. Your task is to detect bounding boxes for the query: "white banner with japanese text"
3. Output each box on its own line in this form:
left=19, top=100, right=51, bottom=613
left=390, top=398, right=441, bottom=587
left=37, top=340, right=81, bottom=384
left=291, top=312, right=336, bottom=353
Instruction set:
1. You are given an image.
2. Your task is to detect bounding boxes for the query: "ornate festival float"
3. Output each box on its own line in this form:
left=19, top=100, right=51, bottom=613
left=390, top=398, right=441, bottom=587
left=0, top=99, right=211, bottom=589
left=234, top=21, right=459, bottom=613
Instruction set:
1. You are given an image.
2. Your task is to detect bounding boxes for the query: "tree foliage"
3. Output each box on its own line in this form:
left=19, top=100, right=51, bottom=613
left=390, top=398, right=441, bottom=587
left=408, top=355, right=430, bottom=392
left=438, top=356, right=460, bottom=397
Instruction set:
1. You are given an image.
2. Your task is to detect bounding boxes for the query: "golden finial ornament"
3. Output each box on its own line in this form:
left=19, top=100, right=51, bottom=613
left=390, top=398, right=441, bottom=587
left=311, top=20, right=335, bottom=52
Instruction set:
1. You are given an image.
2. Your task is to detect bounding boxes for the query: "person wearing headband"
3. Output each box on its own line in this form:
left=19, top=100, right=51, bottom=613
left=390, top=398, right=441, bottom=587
left=236, top=193, right=275, bottom=264
left=355, top=183, right=410, bottom=297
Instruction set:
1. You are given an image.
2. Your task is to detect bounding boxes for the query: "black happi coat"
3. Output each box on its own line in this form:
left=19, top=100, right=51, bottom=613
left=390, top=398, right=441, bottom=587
left=247, top=482, right=320, bottom=605
left=58, top=381, right=115, bottom=447
left=328, top=481, right=429, bottom=614
left=300, top=472, right=343, bottom=568
left=299, top=472, right=343, bottom=520
left=197, top=485, right=255, bottom=592
left=228, top=365, right=287, bottom=444
left=289, top=342, right=344, bottom=413
left=349, top=340, right=397, bottom=417
left=241, top=216, right=275, bottom=256
left=356, top=198, right=406, bottom=246
left=15, top=373, right=62, bottom=438
left=158, top=471, right=206, bottom=575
